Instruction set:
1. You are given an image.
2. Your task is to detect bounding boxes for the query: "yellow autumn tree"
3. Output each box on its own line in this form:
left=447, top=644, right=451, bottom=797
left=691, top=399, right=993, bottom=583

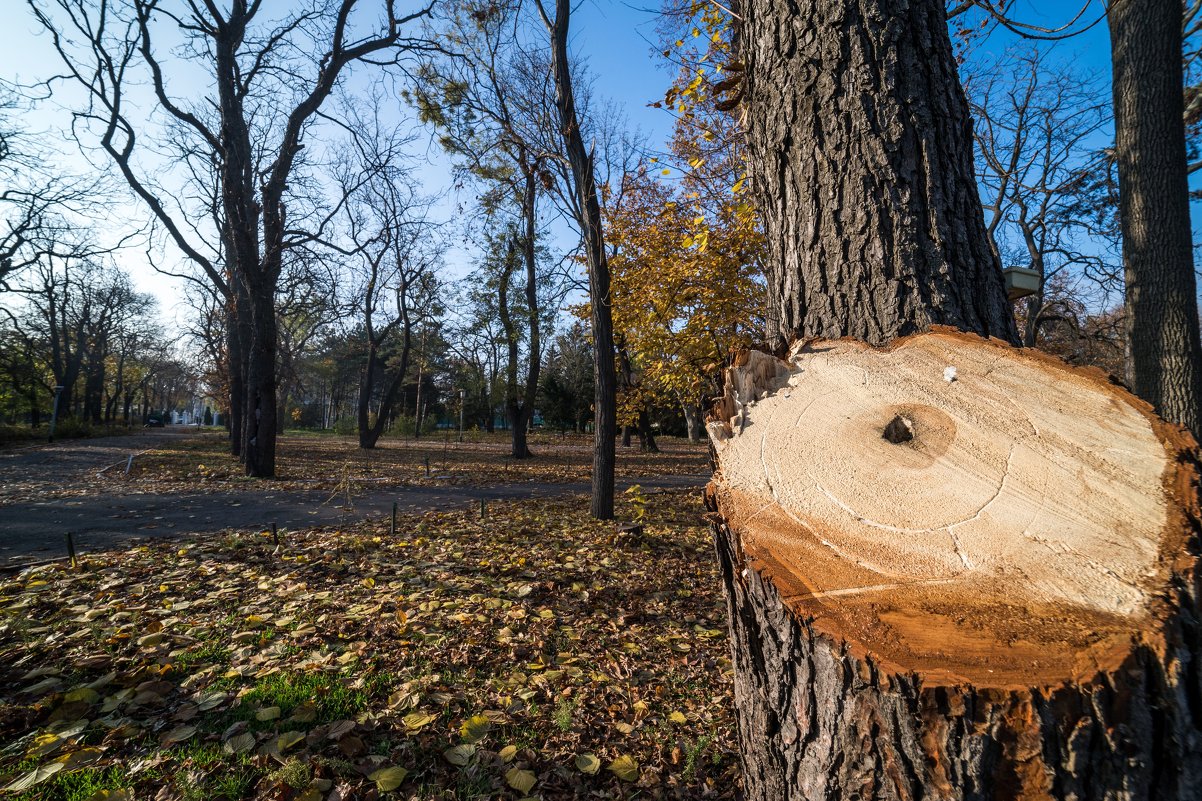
left=604, top=168, right=762, bottom=442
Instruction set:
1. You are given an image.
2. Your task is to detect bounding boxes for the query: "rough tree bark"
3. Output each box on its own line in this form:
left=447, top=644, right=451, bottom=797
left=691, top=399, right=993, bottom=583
left=711, top=0, right=1202, bottom=798
left=738, top=0, right=1018, bottom=350
left=1108, top=0, right=1202, bottom=441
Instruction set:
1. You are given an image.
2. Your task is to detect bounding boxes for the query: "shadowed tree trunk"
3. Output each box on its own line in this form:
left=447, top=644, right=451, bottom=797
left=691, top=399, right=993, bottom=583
left=710, top=0, right=1202, bottom=798
left=539, top=0, right=617, bottom=518
left=1109, top=0, right=1202, bottom=441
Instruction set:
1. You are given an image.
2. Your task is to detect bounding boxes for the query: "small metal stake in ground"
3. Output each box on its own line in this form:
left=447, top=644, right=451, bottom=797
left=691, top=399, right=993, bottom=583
left=424, top=456, right=430, bottom=477
left=479, top=498, right=486, bottom=520
left=271, top=523, right=279, bottom=548
left=391, top=501, right=398, bottom=536
left=125, top=454, right=134, bottom=475
left=66, top=531, right=77, bottom=569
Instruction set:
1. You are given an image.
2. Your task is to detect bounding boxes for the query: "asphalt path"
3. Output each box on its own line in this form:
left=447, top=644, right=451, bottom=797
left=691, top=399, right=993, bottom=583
left=0, top=428, right=707, bottom=565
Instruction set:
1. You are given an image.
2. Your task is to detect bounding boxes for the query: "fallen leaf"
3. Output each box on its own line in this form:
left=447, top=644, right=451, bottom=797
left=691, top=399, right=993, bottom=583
left=256, top=706, right=281, bottom=721
left=160, top=725, right=196, bottom=745
left=368, top=766, right=408, bottom=792
left=64, top=687, right=100, bottom=705
left=575, top=753, right=601, bottom=775
left=609, top=754, right=639, bottom=782
left=402, top=711, right=435, bottom=731
left=224, top=733, right=256, bottom=754
left=54, top=747, right=102, bottom=770
left=505, top=768, right=537, bottom=794
left=2, top=762, right=64, bottom=793
left=277, top=730, right=305, bottom=751
left=443, top=743, right=475, bottom=766
left=459, top=714, right=491, bottom=743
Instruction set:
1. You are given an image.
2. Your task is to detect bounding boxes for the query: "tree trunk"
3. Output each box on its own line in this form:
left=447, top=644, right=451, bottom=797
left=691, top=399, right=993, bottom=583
left=636, top=407, right=657, bottom=453
left=357, top=345, right=379, bottom=449
left=738, top=0, right=1018, bottom=350
left=1022, top=290, right=1043, bottom=349
left=717, top=1, right=1202, bottom=798
left=508, top=402, right=531, bottom=459
left=226, top=298, right=245, bottom=458
left=242, top=284, right=277, bottom=478
left=621, top=425, right=632, bottom=448
left=681, top=398, right=702, bottom=444
left=413, top=349, right=424, bottom=440
left=361, top=354, right=412, bottom=450
left=1108, top=0, right=1202, bottom=441
left=709, top=332, right=1202, bottom=800
left=543, top=0, right=616, bottom=519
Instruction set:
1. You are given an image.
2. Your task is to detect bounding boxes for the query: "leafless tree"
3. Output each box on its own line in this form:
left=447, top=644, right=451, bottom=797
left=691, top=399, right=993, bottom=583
left=967, top=47, right=1117, bottom=350
left=336, top=113, right=443, bottom=450
left=30, top=0, right=436, bottom=476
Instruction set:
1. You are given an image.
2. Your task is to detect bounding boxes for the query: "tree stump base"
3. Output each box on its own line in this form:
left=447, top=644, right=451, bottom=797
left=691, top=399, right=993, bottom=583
left=707, top=330, right=1202, bottom=799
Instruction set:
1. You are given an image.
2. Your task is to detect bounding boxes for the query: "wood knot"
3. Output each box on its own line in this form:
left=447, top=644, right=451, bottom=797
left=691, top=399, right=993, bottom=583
left=883, top=414, right=915, bottom=444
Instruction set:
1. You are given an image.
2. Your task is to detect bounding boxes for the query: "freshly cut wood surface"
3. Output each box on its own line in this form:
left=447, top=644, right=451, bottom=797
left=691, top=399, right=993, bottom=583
left=708, top=329, right=1197, bottom=687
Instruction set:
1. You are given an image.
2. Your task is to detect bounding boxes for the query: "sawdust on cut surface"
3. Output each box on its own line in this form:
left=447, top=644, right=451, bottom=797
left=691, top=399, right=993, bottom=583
left=710, top=331, right=1183, bottom=688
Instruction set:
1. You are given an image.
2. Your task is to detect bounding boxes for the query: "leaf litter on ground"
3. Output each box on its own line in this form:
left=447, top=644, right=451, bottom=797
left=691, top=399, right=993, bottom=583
left=0, top=492, right=738, bottom=799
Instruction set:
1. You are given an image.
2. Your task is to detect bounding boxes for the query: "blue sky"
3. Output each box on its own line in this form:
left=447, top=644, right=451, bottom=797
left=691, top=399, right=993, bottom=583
left=0, top=0, right=1193, bottom=327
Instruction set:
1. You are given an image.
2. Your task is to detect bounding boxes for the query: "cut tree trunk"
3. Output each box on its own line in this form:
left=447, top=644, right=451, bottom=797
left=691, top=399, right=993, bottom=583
left=708, top=330, right=1202, bottom=800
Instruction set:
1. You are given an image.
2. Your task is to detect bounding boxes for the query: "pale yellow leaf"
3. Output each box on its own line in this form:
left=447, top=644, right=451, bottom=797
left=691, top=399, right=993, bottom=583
left=505, top=768, right=537, bottom=794
left=575, top=753, right=601, bottom=775
left=443, top=743, right=475, bottom=766
left=277, top=730, right=305, bottom=751
left=368, top=766, right=408, bottom=792
left=2, top=762, right=64, bottom=792
left=609, top=754, right=639, bottom=782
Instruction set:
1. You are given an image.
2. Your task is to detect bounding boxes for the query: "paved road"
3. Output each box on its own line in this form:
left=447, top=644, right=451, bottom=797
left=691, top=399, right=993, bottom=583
left=0, top=429, right=706, bottom=565
left=0, top=427, right=198, bottom=480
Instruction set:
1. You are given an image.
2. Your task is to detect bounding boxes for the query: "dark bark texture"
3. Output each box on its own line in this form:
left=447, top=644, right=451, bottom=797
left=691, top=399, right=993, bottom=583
left=1109, top=0, right=1202, bottom=441
left=738, top=0, right=1018, bottom=348
left=708, top=485, right=1202, bottom=801
left=543, top=0, right=617, bottom=518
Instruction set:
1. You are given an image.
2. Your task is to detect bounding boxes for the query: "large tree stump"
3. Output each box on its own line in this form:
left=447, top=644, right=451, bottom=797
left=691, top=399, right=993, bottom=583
left=707, top=330, right=1202, bottom=800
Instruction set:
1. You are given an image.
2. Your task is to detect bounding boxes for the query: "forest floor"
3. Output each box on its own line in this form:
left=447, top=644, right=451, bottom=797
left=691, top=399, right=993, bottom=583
left=0, top=432, right=737, bottom=800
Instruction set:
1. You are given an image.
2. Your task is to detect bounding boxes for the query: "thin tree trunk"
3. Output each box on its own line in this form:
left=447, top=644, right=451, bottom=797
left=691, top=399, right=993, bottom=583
left=519, top=166, right=542, bottom=458
left=1109, top=0, right=1202, bottom=441
left=357, top=345, right=379, bottom=448
left=636, top=408, right=657, bottom=453
left=226, top=297, right=245, bottom=458
left=497, top=236, right=534, bottom=459
left=681, top=398, right=702, bottom=444
left=542, top=0, right=616, bottom=519
left=1022, top=289, right=1043, bottom=348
